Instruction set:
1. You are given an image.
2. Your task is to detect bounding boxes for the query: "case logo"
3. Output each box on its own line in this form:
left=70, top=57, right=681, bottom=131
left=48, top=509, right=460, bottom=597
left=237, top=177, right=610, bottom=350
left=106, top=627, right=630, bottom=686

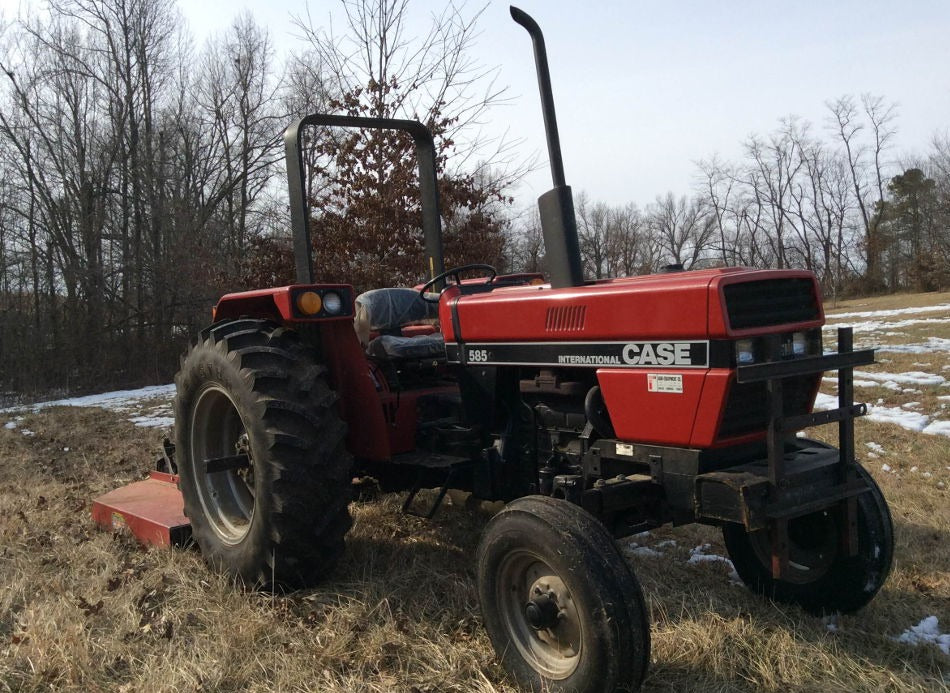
left=622, top=342, right=692, bottom=366
left=449, top=340, right=709, bottom=368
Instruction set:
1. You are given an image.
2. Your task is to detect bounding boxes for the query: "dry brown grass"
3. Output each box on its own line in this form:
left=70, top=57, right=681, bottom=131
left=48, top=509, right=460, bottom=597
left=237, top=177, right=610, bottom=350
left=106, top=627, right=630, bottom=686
left=825, top=290, right=950, bottom=313
left=1, top=292, right=949, bottom=692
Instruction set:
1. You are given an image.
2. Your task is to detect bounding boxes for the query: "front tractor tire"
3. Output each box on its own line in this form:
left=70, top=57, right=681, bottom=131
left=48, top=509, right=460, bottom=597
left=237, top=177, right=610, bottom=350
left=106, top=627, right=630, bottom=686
left=723, top=465, right=893, bottom=615
left=477, top=496, right=651, bottom=693
left=174, top=318, right=352, bottom=589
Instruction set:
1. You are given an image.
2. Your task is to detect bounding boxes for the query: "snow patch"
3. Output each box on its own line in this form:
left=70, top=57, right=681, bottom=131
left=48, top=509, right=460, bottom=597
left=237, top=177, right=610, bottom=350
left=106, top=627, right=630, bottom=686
left=630, top=546, right=663, bottom=558
left=923, top=420, right=950, bottom=437
left=687, top=544, right=741, bottom=584
left=853, top=370, right=945, bottom=387
left=817, top=393, right=943, bottom=435
left=825, top=317, right=950, bottom=338
left=876, top=337, right=950, bottom=354
left=865, top=442, right=885, bottom=455
left=894, top=616, right=950, bottom=655
left=855, top=379, right=890, bottom=388
left=0, top=384, right=176, bottom=430
left=3, top=421, right=16, bottom=430
left=128, top=415, right=176, bottom=428
left=881, top=464, right=893, bottom=473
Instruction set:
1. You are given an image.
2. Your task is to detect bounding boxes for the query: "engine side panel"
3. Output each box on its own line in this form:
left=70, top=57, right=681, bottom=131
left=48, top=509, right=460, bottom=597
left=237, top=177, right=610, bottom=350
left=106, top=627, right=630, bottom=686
left=596, top=369, right=707, bottom=447
left=440, top=267, right=825, bottom=450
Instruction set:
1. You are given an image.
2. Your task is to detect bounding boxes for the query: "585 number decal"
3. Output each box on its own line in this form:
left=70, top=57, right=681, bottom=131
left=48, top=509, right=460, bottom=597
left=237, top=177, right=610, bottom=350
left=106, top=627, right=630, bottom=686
left=468, top=348, right=490, bottom=362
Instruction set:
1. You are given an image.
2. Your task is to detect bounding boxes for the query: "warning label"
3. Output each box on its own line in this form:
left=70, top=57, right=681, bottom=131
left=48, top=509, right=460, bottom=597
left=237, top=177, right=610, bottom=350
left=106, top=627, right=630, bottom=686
left=647, top=373, right=683, bottom=393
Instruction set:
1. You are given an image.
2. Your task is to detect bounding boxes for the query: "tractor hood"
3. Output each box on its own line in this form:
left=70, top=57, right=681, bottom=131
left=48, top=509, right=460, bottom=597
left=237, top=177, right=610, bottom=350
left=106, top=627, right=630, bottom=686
left=439, top=267, right=824, bottom=344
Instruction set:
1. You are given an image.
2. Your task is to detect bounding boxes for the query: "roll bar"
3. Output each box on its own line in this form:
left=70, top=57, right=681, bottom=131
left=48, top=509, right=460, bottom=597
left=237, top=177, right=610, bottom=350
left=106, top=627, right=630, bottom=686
left=284, top=114, right=446, bottom=285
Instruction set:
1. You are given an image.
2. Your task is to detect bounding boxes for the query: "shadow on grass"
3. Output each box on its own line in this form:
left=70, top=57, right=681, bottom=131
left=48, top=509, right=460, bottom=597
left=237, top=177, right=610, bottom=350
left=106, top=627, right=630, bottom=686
left=630, top=517, right=948, bottom=691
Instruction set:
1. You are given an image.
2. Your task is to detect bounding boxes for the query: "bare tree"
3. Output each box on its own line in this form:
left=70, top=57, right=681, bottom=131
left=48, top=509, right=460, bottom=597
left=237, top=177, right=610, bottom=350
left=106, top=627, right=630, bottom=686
left=826, top=94, right=897, bottom=290
left=293, top=0, right=519, bottom=180
left=195, top=12, right=285, bottom=274
left=647, top=193, right=714, bottom=270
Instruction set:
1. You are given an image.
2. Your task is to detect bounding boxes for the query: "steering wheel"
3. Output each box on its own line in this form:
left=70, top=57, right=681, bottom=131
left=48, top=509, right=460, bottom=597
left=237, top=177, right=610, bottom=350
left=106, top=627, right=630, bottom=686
left=420, top=263, right=497, bottom=303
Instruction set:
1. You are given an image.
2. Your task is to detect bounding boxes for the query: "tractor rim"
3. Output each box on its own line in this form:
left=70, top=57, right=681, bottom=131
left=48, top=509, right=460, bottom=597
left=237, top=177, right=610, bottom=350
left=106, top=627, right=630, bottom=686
left=190, top=385, right=255, bottom=545
left=751, top=509, right=837, bottom=584
left=496, top=549, right=583, bottom=680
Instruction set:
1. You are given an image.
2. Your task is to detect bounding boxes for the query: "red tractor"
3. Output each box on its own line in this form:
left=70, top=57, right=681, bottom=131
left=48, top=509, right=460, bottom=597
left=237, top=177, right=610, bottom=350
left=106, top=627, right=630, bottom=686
left=95, top=7, right=892, bottom=692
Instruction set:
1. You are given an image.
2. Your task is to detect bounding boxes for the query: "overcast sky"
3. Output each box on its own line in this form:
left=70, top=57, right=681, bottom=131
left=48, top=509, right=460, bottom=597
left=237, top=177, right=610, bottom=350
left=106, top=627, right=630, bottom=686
left=3, top=0, right=948, bottom=210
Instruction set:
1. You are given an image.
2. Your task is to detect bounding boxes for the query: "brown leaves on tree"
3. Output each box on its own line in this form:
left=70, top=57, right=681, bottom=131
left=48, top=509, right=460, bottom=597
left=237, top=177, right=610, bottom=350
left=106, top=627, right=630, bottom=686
left=245, top=81, right=508, bottom=293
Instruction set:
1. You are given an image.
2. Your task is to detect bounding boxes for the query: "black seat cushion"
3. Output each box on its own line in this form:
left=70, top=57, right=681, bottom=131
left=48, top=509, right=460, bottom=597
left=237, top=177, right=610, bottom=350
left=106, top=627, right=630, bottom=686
left=355, top=288, right=439, bottom=333
left=366, top=334, right=446, bottom=361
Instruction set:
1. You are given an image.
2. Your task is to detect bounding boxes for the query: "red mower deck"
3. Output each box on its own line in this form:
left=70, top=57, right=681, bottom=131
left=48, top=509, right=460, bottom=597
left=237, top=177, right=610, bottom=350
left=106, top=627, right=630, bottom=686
left=91, top=471, right=191, bottom=547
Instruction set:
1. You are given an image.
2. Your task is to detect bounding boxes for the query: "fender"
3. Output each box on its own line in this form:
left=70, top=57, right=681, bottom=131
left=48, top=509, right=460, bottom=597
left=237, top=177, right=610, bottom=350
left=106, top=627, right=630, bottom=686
left=213, top=284, right=355, bottom=324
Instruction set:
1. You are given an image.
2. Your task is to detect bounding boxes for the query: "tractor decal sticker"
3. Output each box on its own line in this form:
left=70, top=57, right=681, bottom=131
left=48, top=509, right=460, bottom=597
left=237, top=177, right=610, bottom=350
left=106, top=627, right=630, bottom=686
left=445, top=341, right=709, bottom=368
left=647, top=373, right=684, bottom=393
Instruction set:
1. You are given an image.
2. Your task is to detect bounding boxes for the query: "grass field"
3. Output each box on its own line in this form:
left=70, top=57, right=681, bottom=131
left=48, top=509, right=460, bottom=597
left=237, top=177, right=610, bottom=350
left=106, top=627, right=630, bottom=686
left=1, top=292, right=948, bottom=692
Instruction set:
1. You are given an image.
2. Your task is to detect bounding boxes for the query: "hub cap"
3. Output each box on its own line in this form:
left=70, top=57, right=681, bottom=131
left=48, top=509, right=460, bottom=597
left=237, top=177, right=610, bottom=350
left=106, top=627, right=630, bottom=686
left=496, top=550, right=583, bottom=679
left=189, top=386, right=255, bottom=544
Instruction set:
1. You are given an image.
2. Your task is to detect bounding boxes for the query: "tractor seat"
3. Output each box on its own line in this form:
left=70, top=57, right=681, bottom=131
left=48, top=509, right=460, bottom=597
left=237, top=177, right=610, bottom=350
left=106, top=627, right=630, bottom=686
left=354, top=288, right=445, bottom=361
left=366, top=333, right=446, bottom=361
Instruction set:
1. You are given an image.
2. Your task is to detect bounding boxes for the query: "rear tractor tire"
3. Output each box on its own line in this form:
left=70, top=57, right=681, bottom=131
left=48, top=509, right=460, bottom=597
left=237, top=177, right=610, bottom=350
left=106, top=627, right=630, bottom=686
left=477, top=496, right=651, bottom=692
left=174, top=318, right=352, bottom=589
left=723, top=465, right=893, bottom=615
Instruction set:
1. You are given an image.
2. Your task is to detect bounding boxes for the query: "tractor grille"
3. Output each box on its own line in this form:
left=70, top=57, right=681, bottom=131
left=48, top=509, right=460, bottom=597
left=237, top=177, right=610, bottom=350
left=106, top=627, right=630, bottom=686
left=718, top=377, right=817, bottom=439
left=723, top=279, right=819, bottom=329
left=545, top=305, right=587, bottom=332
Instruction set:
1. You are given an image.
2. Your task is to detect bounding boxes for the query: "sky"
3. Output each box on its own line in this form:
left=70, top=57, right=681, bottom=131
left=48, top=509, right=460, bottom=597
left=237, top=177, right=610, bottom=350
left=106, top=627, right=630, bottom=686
left=2, top=0, right=948, bottom=210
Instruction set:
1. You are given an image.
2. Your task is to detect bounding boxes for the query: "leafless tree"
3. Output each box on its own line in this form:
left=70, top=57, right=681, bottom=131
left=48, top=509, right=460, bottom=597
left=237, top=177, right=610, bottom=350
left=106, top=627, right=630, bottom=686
left=647, top=193, right=714, bottom=270
left=826, top=94, right=897, bottom=290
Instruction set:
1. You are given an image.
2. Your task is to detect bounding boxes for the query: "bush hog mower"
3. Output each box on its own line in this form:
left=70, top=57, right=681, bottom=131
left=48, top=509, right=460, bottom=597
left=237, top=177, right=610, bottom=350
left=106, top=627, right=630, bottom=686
left=93, top=7, right=893, bottom=692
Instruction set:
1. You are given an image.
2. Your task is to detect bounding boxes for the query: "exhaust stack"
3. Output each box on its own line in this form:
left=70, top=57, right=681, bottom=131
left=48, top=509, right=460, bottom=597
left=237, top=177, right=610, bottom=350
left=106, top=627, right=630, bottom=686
left=511, top=6, right=584, bottom=288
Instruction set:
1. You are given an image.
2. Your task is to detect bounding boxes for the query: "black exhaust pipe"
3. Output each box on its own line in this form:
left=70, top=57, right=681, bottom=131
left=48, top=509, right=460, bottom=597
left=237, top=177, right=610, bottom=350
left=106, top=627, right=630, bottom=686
left=511, top=6, right=584, bottom=289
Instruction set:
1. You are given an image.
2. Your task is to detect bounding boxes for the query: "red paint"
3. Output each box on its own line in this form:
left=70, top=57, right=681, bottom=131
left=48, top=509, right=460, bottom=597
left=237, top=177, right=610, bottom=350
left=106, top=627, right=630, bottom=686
left=91, top=471, right=190, bottom=546
left=214, top=284, right=354, bottom=323
left=708, top=269, right=824, bottom=337
left=442, top=267, right=822, bottom=343
left=319, top=320, right=392, bottom=461
left=690, top=370, right=733, bottom=447
left=597, top=369, right=707, bottom=447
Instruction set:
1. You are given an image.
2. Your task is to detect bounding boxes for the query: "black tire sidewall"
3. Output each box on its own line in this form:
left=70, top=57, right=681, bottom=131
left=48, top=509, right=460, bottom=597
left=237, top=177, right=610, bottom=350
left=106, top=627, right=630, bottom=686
left=174, top=319, right=352, bottom=588
left=477, top=497, right=649, bottom=692
left=724, top=466, right=893, bottom=614
left=176, top=341, right=276, bottom=579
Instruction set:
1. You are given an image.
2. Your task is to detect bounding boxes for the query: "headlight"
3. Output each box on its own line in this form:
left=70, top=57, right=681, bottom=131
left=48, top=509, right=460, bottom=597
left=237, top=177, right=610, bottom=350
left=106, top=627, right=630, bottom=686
left=791, top=332, right=807, bottom=356
left=322, top=291, right=342, bottom=315
left=736, top=339, right=756, bottom=364
left=296, top=291, right=322, bottom=316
